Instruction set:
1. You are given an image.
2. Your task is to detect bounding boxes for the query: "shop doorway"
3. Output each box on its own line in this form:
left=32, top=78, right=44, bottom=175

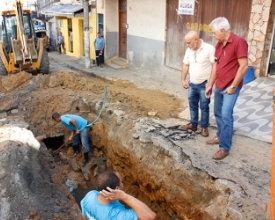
left=68, top=19, right=73, bottom=52
left=119, top=0, right=127, bottom=59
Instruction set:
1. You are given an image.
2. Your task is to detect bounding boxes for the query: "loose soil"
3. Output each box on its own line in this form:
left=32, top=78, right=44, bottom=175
left=0, top=70, right=270, bottom=220
left=0, top=70, right=184, bottom=219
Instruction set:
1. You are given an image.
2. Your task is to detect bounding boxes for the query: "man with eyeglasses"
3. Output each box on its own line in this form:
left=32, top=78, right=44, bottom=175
left=205, top=17, right=248, bottom=160
left=181, top=30, right=215, bottom=138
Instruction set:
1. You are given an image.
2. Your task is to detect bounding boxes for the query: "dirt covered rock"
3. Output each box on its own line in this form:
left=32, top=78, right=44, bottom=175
left=0, top=124, right=82, bottom=219
left=1, top=71, right=32, bottom=91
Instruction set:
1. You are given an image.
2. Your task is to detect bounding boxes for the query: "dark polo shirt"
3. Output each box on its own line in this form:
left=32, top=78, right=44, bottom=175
left=215, top=32, right=248, bottom=90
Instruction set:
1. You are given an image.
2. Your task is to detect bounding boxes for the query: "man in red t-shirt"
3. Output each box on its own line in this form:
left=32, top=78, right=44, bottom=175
left=205, top=17, right=248, bottom=160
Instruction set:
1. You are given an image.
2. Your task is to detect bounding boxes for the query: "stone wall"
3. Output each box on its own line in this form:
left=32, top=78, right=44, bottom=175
left=263, top=0, right=275, bottom=76
left=248, top=0, right=273, bottom=77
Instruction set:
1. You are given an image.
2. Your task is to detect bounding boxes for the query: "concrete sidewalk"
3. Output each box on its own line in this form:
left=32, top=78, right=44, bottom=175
left=48, top=51, right=274, bottom=143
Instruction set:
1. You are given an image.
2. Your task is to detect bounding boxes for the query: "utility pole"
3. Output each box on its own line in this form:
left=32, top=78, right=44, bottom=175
left=83, top=0, right=91, bottom=68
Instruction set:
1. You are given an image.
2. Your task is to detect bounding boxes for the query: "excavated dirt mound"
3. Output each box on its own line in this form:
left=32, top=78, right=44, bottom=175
left=0, top=71, right=182, bottom=134
left=0, top=71, right=183, bottom=219
left=0, top=70, right=270, bottom=220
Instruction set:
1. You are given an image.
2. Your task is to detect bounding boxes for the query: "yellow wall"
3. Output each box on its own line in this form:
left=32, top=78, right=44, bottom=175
left=60, top=17, right=83, bottom=57
left=90, top=12, right=97, bottom=59
left=59, top=19, right=68, bottom=53
left=57, top=14, right=97, bottom=60
left=73, top=18, right=84, bottom=57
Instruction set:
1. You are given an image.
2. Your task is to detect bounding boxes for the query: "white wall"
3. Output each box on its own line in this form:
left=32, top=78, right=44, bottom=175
left=127, top=0, right=166, bottom=41
left=105, top=0, right=117, bottom=32
left=105, top=0, right=118, bottom=59
left=60, top=0, right=75, bottom=4
left=96, top=0, right=105, bottom=14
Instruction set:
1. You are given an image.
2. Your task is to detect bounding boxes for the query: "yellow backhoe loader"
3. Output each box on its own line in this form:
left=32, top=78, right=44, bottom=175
left=0, top=0, right=49, bottom=75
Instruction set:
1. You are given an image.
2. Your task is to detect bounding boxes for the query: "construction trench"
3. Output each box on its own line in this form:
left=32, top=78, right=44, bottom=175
left=0, top=71, right=270, bottom=219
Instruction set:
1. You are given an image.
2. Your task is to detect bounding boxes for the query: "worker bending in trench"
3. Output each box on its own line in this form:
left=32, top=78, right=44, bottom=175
left=81, top=170, right=156, bottom=220
left=52, top=112, right=90, bottom=166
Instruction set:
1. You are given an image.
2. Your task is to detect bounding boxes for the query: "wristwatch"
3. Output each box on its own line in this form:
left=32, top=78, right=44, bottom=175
left=230, top=85, right=237, bottom=90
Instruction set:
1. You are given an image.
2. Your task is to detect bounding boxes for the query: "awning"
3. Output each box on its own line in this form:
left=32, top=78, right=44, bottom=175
left=40, top=4, right=83, bottom=17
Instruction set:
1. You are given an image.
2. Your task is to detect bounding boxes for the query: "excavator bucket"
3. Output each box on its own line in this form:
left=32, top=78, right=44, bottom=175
left=11, top=35, right=37, bottom=65
left=27, top=38, right=38, bottom=61
left=11, top=38, right=23, bottom=63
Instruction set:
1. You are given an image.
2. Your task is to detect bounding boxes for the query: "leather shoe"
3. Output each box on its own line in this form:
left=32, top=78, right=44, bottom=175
left=206, top=137, right=219, bottom=145
left=212, top=150, right=229, bottom=160
left=200, top=128, right=209, bottom=137
left=82, top=159, right=88, bottom=166
left=71, top=151, right=79, bottom=158
left=180, top=123, right=197, bottom=131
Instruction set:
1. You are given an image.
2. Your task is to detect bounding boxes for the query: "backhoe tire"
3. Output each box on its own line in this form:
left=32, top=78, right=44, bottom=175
left=39, top=49, right=50, bottom=74
left=0, top=58, right=7, bottom=76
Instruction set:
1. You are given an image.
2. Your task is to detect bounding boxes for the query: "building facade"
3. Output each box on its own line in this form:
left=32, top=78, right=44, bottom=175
left=38, top=0, right=97, bottom=59
left=100, top=0, right=275, bottom=78
left=37, top=0, right=275, bottom=79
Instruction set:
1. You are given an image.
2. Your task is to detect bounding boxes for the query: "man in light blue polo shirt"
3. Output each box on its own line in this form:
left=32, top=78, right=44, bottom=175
left=94, top=32, right=105, bottom=67
left=81, top=170, right=156, bottom=220
left=57, top=32, right=64, bottom=54
left=52, top=112, right=90, bottom=166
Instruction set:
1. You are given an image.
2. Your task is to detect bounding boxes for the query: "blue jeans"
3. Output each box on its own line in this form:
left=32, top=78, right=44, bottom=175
left=72, top=126, right=90, bottom=153
left=214, top=87, right=241, bottom=151
left=95, top=50, right=104, bottom=66
left=188, top=80, right=210, bottom=128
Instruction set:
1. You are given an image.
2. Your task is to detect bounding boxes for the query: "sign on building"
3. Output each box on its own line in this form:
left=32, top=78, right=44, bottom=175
left=178, top=0, right=195, bottom=15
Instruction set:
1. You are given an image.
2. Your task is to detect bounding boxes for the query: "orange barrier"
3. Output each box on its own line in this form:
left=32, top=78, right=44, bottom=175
left=271, top=88, right=275, bottom=220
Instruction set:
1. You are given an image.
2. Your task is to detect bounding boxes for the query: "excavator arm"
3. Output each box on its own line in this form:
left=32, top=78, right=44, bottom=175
left=10, top=0, right=37, bottom=68
left=15, top=0, right=30, bottom=62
